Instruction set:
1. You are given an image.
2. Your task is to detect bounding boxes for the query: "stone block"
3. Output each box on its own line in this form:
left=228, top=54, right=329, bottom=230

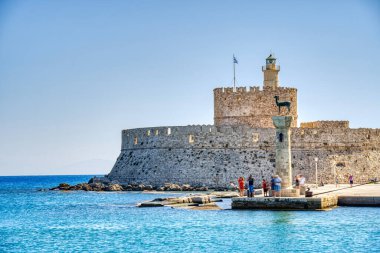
left=280, top=188, right=300, bottom=197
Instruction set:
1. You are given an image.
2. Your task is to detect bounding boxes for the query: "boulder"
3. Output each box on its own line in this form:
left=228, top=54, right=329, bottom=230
left=195, top=186, right=208, bottom=191
left=164, top=183, right=181, bottom=191
left=144, top=185, right=153, bottom=191
left=104, top=184, right=123, bottom=191
left=89, top=183, right=105, bottom=191
left=58, top=183, right=71, bottom=190
left=131, top=184, right=145, bottom=191
left=181, top=184, right=194, bottom=191
left=121, top=184, right=132, bottom=191
left=191, top=196, right=211, bottom=204
left=79, top=183, right=92, bottom=191
left=167, top=197, right=192, bottom=204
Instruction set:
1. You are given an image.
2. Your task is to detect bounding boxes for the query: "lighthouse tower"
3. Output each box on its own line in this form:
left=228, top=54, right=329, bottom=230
left=262, top=54, right=280, bottom=88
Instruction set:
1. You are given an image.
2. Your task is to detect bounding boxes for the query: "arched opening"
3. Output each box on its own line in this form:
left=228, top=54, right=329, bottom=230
left=279, top=133, right=283, bottom=142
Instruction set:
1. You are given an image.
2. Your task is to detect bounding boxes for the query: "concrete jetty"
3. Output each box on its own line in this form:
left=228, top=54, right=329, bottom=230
left=232, top=183, right=380, bottom=210
left=232, top=195, right=338, bottom=210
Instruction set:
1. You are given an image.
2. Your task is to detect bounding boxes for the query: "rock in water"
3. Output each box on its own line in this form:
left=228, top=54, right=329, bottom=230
left=79, top=183, right=92, bottom=191
left=58, top=183, right=71, bottom=190
left=144, top=185, right=153, bottom=191
left=104, top=184, right=123, bottom=191
left=89, top=183, right=105, bottom=191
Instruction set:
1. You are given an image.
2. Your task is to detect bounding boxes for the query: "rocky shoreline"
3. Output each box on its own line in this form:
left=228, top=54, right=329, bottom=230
left=49, top=179, right=230, bottom=192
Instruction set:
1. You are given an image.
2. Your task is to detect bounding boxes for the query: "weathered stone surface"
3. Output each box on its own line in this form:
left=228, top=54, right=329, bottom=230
left=280, top=188, right=300, bottom=197
left=214, top=87, right=298, bottom=128
left=338, top=196, right=380, bottom=207
left=231, top=195, right=338, bottom=210
left=301, top=121, right=349, bottom=129
left=89, top=183, right=105, bottom=191
left=104, top=184, right=123, bottom=191
left=144, top=185, right=153, bottom=191
left=273, top=116, right=293, bottom=188
left=139, top=193, right=219, bottom=208
left=181, top=184, right=193, bottom=191
left=191, top=196, right=210, bottom=204
left=108, top=125, right=380, bottom=188
left=58, top=183, right=70, bottom=190
left=79, top=183, right=92, bottom=191
left=164, top=183, right=181, bottom=191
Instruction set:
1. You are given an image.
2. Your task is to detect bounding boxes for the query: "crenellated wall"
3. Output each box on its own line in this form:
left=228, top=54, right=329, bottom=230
left=214, top=86, right=298, bottom=128
left=301, top=121, right=349, bottom=129
left=108, top=125, right=380, bottom=188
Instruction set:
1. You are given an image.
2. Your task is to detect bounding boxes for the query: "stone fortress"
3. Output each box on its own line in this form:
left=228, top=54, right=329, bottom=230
left=108, top=55, right=380, bottom=188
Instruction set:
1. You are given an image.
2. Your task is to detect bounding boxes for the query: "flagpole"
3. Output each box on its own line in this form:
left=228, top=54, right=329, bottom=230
left=233, top=56, right=236, bottom=88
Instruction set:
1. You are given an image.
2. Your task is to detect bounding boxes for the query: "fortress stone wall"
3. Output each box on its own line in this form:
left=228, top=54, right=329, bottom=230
left=214, top=86, right=298, bottom=128
left=108, top=125, right=380, bottom=188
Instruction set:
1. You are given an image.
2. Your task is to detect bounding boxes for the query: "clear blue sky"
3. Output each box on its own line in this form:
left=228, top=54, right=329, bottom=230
left=0, top=0, right=379, bottom=175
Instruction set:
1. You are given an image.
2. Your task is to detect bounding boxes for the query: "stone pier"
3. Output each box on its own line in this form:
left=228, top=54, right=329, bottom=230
left=232, top=195, right=338, bottom=210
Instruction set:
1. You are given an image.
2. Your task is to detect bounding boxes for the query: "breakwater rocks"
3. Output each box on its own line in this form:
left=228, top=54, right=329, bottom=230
left=50, top=181, right=224, bottom=192
left=138, top=192, right=240, bottom=210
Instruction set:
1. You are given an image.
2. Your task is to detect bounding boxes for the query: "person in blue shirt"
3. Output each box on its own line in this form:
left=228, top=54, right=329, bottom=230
left=247, top=175, right=254, bottom=197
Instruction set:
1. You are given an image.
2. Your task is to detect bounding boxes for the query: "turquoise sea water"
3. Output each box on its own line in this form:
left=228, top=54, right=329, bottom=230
left=0, top=175, right=379, bottom=253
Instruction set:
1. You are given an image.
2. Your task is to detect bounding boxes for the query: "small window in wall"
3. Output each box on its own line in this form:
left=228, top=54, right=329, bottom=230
left=189, top=135, right=194, bottom=143
left=155, top=130, right=159, bottom=135
left=209, top=128, right=212, bottom=133
left=147, top=130, right=151, bottom=136
left=278, top=133, right=283, bottom=142
left=252, top=133, right=259, bottom=143
left=134, top=137, right=138, bottom=145
left=167, top=128, right=171, bottom=135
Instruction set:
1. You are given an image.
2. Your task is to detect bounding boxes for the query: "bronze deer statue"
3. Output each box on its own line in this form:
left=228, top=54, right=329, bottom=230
left=274, top=96, right=291, bottom=114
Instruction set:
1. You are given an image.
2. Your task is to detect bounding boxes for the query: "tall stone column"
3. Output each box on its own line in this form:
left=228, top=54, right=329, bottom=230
left=272, top=116, right=293, bottom=189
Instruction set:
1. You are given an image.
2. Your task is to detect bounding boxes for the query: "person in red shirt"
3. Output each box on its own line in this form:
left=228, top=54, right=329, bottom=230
left=262, top=179, right=268, bottom=197
left=238, top=177, right=245, bottom=197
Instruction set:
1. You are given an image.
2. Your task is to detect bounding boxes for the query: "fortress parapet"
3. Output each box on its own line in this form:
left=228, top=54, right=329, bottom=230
left=301, top=121, right=349, bottom=129
left=109, top=125, right=380, bottom=187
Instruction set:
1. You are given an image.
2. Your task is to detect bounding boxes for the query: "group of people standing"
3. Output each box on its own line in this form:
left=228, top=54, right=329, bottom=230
left=237, top=175, right=255, bottom=197
left=236, top=175, right=283, bottom=197
left=234, top=173, right=356, bottom=197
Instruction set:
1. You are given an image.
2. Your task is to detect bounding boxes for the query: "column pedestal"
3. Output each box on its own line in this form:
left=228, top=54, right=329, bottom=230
left=272, top=116, right=300, bottom=198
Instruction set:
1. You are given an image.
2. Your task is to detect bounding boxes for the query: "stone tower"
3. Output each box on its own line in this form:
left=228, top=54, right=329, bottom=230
left=214, top=55, right=298, bottom=128
left=262, top=54, right=280, bottom=88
